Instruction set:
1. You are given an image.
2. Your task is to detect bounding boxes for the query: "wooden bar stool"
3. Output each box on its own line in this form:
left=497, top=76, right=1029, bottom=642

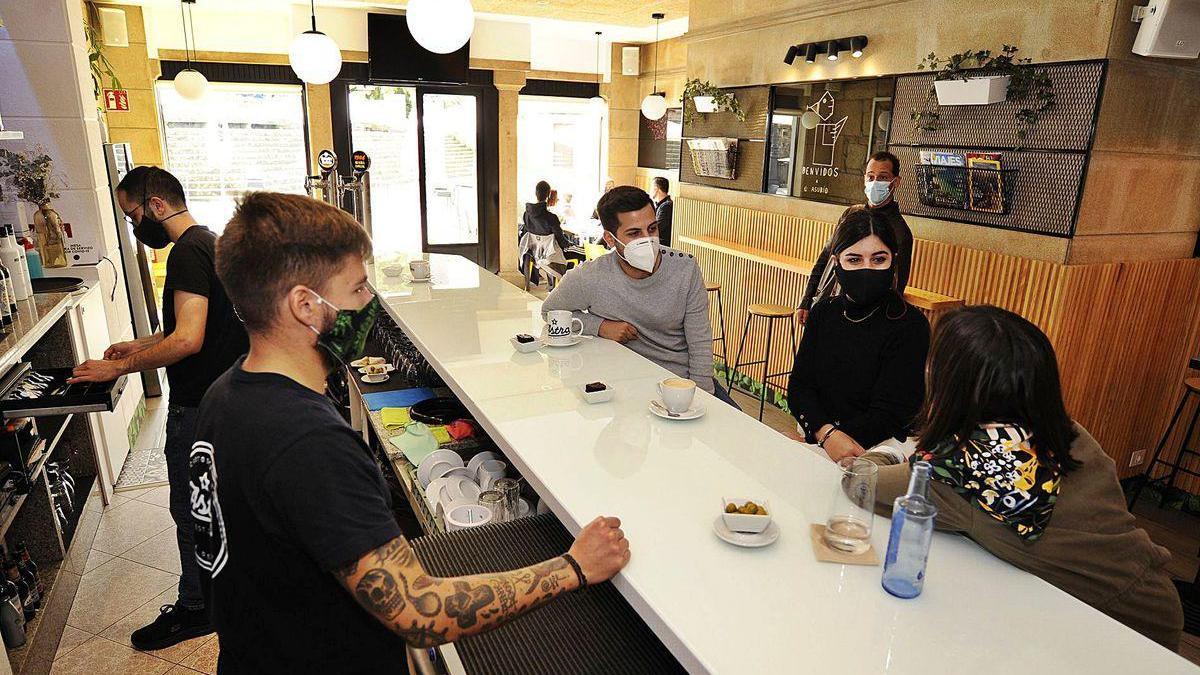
left=706, top=282, right=730, bottom=389
left=1128, top=376, right=1200, bottom=509
left=731, top=303, right=797, bottom=421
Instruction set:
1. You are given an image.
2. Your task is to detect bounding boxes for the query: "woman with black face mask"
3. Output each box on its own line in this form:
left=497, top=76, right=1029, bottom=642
left=786, top=207, right=930, bottom=462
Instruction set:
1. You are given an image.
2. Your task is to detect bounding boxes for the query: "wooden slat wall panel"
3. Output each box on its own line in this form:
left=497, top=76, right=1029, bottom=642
left=678, top=196, right=1200, bottom=484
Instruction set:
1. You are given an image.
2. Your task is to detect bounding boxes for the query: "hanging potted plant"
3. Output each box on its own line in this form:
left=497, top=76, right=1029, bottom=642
left=917, top=45, right=1055, bottom=140
left=682, top=79, right=747, bottom=122
left=0, top=148, right=69, bottom=268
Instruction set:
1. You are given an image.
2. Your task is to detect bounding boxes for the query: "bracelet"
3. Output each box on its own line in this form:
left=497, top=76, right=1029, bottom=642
left=817, top=425, right=839, bottom=448
left=562, top=553, right=588, bottom=589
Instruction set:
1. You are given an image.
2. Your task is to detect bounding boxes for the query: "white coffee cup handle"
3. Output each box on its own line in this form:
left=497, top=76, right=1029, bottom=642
left=571, top=318, right=584, bottom=337
left=657, top=382, right=664, bottom=397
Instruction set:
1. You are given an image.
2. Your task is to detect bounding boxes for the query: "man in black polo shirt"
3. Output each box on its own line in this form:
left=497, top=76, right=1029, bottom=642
left=71, top=166, right=247, bottom=649
left=796, top=151, right=913, bottom=322
left=191, top=192, right=629, bottom=672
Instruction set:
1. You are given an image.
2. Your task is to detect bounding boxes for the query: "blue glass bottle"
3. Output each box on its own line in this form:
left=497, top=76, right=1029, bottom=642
left=882, top=461, right=938, bottom=599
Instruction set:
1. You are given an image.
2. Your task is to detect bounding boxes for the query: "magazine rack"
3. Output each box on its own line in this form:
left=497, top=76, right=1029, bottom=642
left=686, top=138, right=739, bottom=180
left=915, top=165, right=1018, bottom=214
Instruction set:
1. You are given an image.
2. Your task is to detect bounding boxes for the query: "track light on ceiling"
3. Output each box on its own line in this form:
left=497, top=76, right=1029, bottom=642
left=786, top=35, right=869, bottom=67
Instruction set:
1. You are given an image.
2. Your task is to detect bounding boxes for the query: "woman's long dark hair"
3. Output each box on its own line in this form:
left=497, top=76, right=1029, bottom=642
left=918, top=305, right=1080, bottom=473
left=815, top=206, right=904, bottom=315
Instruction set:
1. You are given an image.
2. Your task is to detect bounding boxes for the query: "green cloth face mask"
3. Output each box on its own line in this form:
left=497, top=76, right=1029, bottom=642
left=307, top=290, right=381, bottom=363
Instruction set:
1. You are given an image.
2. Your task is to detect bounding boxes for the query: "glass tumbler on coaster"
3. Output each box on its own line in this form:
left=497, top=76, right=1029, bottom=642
left=823, top=458, right=878, bottom=555
left=478, top=490, right=508, bottom=523
left=493, top=478, right=521, bottom=521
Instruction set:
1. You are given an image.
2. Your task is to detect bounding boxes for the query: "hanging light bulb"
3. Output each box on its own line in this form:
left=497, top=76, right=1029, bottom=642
left=800, top=110, right=820, bottom=129
left=289, top=0, right=342, bottom=85
left=589, top=31, right=606, bottom=113
left=640, top=13, right=667, bottom=121
left=406, top=0, right=475, bottom=54
left=174, top=0, right=206, bottom=100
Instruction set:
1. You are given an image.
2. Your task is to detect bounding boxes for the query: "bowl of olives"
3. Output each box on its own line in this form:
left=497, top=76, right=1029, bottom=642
left=722, top=497, right=771, bottom=534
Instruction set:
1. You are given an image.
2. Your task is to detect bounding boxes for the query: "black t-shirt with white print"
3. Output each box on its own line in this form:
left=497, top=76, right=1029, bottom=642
left=190, top=358, right=408, bottom=673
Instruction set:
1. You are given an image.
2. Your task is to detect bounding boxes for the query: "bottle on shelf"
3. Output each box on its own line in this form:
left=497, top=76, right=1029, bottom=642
left=0, top=262, right=13, bottom=327
left=0, top=578, right=25, bottom=648
left=19, top=233, right=42, bottom=280
left=881, top=461, right=939, bottom=599
left=3, top=560, right=31, bottom=621
left=1, top=225, right=30, bottom=301
left=0, top=259, right=15, bottom=317
left=14, top=545, right=39, bottom=610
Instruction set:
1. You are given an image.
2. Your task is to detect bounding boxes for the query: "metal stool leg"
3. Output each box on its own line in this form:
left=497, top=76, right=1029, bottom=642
left=1128, top=390, right=1192, bottom=509
left=731, top=313, right=754, bottom=396
left=716, top=288, right=730, bottom=389
left=1157, top=396, right=1200, bottom=507
left=758, top=316, right=776, bottom=421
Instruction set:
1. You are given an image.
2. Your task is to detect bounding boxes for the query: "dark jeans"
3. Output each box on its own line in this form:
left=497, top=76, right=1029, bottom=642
left=713, top=382, right=741, bottom=411
left=165, top=404, right=205, bottom=611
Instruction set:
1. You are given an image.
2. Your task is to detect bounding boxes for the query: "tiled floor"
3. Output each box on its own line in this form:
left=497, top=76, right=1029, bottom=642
left=116, top=398, right=170, bottom=489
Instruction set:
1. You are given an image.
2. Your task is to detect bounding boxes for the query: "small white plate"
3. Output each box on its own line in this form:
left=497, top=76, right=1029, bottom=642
left=510, top=336, right=542, bottom=353
left=712, top=516, right=780, bottom=548
left=358, top=364, right=396, bottom=374
left=361, top=373, right=390, bottom=384
left=417, top=450, right=465, bottom=487
left=446, top=476, right=482, bottom=503
left=581, top=384, right=614, bottom=404
left=424, top=477, right=453, bottom=513
left=649, top=400, right=705, bottom=421
left=466, top=451, right=500, bottom=476
left=440, top=466, right=475, bottom=482
left=540, top=327, right=587, bottom=348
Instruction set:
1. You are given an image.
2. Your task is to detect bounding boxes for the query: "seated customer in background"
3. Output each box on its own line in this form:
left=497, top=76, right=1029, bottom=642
left=542, top=186, right=736, bottom=406
left=521, top=180, right=571, bottom=251
left=797, top=151, right=912, bottom=324
left=192, top=192, right=630, bottom=671
left=787, top=207, right=929, bottom=461
left=858, top=305, right=1183, bottom=650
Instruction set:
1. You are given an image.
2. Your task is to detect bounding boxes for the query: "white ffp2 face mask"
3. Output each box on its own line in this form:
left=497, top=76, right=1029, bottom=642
left=610, top=235, right=659, bottom=273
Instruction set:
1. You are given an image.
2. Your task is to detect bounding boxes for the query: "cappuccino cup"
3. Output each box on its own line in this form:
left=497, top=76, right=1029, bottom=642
left=410, top=259, right=431, bottom=280
left=657, top=377, right=696, bottom=414
left=545, top=310, right=584, bottom=345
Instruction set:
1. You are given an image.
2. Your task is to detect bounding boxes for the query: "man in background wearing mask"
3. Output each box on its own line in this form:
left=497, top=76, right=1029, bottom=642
left=796, top=151, right=912, bottom=323
left=194, top=193, right=629, bottom=671
left=71, top=166, right=247, bottom=650
left=542, top=186, right=737, bottom=406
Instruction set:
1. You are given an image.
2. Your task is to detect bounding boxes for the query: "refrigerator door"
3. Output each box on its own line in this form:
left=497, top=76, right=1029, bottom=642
left=103, top=143, right=163, bottom=397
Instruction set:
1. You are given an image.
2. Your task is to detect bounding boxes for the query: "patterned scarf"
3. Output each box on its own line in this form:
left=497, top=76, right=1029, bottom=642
left=913, top=424, right=1061, bottom=542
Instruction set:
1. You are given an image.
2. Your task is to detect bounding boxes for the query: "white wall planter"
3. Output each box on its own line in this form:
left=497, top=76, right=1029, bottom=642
left=692, top=96, right=718, bottom=113
left=933, top=75, right=1011, bottom=105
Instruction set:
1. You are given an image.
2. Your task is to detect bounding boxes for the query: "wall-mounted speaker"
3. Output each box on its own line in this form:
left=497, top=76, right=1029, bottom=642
left=1133, top=0, right=1200, bottom=59
left=621, top=46, right=640, bottom=76
left=98, top=7, right=130, bottom=47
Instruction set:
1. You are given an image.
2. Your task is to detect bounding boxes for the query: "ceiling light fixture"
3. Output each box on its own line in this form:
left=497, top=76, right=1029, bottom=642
left=406, top=0, right=475, bottom=54
left=289, top=0, right=343, bottom=85
left=850, top=36, right=868, bottom=58
left=173, top=0, right=207, bottom=100
left=826, top=40, right=839, bottom=61
left=589, top=31, right=607, bottom=114
left=804, top=43, right=819, bottom=63
left=639, top=12, right=667, bottom=121
left=788, top=36, right=869, bottom=66
left=784, top=45, right=799, bottom=65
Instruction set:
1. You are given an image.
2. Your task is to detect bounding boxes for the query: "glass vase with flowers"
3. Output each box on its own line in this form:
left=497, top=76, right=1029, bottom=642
left=0, top=148, right=68, bottom=268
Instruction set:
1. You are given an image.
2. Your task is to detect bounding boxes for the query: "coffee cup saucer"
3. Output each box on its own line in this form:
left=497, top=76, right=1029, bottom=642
left=539, top=327, right=587, bottom=347
left=649, top=399, right=705, bottom=420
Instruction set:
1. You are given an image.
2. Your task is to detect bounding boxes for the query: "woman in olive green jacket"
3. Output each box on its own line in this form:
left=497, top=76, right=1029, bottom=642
left=861, top=306, right=1183, bottom=650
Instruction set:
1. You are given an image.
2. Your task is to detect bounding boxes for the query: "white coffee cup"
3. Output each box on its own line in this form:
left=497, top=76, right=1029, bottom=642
left=410, top=259, right=431, bottom=280
left=545, top=310, right=584, bottom=345
left=657, top=377, right=697, bottom=414
left=476, top=459, right=507, bottom=490
left=445, top=504, right=492, bottom=532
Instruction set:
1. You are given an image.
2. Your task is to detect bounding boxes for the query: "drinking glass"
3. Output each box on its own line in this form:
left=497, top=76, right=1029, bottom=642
left=823, top=458, right=878, bottom=554
left=478, top=490, right=507, bottom=523
left=493, top=478, right=521, bottom=520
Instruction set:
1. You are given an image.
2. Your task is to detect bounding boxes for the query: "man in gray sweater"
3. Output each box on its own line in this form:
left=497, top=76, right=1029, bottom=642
left=543, top=186, right=731, bottom=403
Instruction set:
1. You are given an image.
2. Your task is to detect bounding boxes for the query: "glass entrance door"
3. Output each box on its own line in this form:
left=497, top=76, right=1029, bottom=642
left=419, top=92, right=482, bottom=261
left=348, top=85, right=422, bottom=259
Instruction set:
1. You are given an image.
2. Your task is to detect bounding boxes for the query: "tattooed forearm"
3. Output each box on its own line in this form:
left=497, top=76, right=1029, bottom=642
left=337, top=537, right=580, bottom=647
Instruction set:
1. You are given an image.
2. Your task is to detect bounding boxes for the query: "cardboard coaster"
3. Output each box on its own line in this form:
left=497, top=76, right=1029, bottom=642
left=809, top=524, right=880, bottom=566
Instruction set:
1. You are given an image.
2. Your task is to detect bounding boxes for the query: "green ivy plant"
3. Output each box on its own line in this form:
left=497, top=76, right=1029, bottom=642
left=682, top=78, right=747, bottom=123
left=85, top=22, right=122, bottom=102
left=913, top=45, right=1055, bottom=144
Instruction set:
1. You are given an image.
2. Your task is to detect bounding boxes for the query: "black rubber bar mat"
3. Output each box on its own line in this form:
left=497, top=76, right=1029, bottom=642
left=410, top=514, right=686, bottom=675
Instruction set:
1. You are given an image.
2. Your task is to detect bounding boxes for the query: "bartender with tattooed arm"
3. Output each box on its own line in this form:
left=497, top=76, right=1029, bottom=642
left=188, top=193, right=630, bottom=672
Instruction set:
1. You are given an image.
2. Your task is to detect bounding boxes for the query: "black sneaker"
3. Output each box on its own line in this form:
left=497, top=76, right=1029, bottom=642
left=130, top=604, right=214, bottom=651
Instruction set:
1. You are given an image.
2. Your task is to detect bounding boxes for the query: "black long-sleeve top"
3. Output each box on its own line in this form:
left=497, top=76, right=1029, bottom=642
left=520, top=202, right=571, bottom=251
left=799, top=201, right=913, bottom=311
left=787, top=295, right=930, bottom=448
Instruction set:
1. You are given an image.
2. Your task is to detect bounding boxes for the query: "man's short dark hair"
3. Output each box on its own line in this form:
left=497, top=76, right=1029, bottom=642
left=116, top=165, right=187, bottom=207
left=868, top=151, right=901, bottom=177
left=216, top=192, right=372, bottom=334
left=535, top=181, right=551, bottom=202
left=653, top=176, right=669, bottom=194
left=596, top=185, right=653, bottom=233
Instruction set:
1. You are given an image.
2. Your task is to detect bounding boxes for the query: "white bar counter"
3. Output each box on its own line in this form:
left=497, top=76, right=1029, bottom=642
left=370, top=254, right=1195, bottom=675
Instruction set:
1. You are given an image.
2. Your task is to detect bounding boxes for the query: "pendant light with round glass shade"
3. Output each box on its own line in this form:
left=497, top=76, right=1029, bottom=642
left=289, top=0, right=342, bottom=85
left=588, top=31, right=606, bottom=114
left=174, top=0, right=207, bottom=100
left=406, top=0, right=475, bottom=54
left=639, top=13, right=667, bottom=121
